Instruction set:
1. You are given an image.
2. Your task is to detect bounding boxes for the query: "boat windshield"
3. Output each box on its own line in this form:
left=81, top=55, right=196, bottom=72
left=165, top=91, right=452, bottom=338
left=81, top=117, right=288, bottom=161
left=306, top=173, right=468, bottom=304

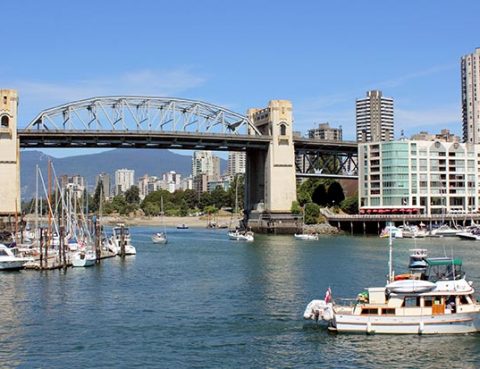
left=425, top=258, right=464, bottom=282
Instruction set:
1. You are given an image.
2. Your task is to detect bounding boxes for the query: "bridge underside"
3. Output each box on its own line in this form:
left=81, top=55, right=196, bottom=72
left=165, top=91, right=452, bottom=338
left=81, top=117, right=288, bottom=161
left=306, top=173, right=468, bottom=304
left=18, top=130, right=270, bottom=151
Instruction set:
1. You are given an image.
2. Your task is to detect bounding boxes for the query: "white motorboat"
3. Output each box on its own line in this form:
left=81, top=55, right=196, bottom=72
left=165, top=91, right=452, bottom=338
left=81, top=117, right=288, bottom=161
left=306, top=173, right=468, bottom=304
left=399, top=225, right=427, bottom=238
left=294, top=233, right=319, bottom=240
left=176, top=224, right=189, bottom=229
left=457, top=227, right=480, bottom=241
left=0, top=244, right=33, bottom=270
left=429, top=224, right=460, bottom=237
left=304, top=241, right=480, bottom=334
left=151, top=232, right=168, bottom=244
left=72, top=250, right=96, bottom=267
left=228, top=230, right=254, bottom=242
left=109, top=225, right=136, bottom=255
left=379, top=224, right=403, bottom=238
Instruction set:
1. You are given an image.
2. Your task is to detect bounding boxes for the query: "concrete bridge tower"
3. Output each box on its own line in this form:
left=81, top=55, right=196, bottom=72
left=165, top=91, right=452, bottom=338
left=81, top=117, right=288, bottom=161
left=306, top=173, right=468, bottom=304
left=0, top=89, right=20, bottom=215
left=245, top=100, right=297, bottom=231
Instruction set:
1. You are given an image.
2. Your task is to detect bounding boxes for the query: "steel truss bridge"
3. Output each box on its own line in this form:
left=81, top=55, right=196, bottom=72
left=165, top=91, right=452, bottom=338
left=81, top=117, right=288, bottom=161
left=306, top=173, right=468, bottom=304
left=18, top=96, right=358, bottom=178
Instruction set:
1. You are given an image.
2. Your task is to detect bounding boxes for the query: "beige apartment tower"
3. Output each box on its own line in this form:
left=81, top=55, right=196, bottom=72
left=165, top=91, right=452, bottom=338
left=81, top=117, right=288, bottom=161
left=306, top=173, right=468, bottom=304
left=0, top=89, right=20, bottom=214
left=356, top=90, right=394, bottom=143
left=462, top=48, right=480, bottom=143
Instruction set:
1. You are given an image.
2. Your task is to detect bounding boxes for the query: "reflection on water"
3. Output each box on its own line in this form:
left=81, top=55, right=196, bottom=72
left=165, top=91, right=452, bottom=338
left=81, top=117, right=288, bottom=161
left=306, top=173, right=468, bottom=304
left=0, top=228, right=479, bottom=368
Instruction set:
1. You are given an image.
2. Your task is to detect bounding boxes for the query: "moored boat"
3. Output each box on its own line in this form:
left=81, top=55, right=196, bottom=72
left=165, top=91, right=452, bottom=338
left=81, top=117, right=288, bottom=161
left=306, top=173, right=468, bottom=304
left=109, top=225, right=136, bottom=255
left=304, top=245, right=480, bottom=334
left=176, top=224, right=189, bottom=229
left=0, top=244, right=34, bottom=270
left=151, top=232, right=168, bottom=244
left=72, top=250, right=96, bottom=267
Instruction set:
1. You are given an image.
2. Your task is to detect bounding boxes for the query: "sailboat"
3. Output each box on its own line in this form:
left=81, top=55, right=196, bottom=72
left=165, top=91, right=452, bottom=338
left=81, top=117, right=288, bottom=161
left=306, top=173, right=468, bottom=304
left=152, top=196, right=167, bottom=244
left=294, top=207, right=319, bottom=240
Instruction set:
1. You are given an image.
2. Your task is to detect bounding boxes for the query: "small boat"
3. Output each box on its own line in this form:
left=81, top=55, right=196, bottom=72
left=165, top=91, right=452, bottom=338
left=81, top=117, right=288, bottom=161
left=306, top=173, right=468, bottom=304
left=151, top=232, right=168, bottom=244
left=72, top=250, right=96, bottom=267
left=379, top=224, right=403, bottom=238
left=294, top=206, right=319, bottom=240
left=176, top=224, right=189, bottom=229
left=294, top=233, right=319, bottom=241
left=0, top=244, right=33, bottom=270
left=429, top=224, right=460, bottom=237
left=152, top=197, right=168, bottom=244
left=109, top=225, right=136, bottom=255
left=228, top=230, right=254, bottom=242
left=457, top=227, right=480, bottom=240
left=385, top=279, right=436, bottom=293
left=408, top=248, right=428, bottom=271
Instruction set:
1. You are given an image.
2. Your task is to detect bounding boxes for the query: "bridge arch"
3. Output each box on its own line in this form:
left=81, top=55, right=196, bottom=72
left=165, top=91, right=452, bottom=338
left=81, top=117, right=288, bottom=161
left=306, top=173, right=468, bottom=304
left=24, top=96, right=261, bottom=135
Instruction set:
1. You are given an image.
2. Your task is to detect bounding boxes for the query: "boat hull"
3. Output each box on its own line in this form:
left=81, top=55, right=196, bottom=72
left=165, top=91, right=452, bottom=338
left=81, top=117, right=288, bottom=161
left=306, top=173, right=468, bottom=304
left=333, top=311, right=480, bottom=334
left=0, top=260, right=27, bottom=270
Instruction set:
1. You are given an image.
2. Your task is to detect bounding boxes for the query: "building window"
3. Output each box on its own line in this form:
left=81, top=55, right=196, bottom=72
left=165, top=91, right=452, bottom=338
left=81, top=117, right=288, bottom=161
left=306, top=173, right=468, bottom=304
left=280, top=123, right=287, bottom=136
left=0, top=115, right=8, bottom=128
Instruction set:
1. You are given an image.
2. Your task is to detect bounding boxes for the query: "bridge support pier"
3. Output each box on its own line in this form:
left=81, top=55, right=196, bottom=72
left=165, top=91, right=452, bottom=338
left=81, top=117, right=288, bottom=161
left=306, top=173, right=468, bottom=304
left=0, top=89, right=20, bottom=217
left=245, top=101, right=298, bottom=233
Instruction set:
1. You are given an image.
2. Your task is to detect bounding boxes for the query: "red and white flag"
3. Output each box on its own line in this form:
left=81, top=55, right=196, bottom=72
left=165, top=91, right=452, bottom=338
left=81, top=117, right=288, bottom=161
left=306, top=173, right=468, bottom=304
left=325, top=287, right=332, bottom=303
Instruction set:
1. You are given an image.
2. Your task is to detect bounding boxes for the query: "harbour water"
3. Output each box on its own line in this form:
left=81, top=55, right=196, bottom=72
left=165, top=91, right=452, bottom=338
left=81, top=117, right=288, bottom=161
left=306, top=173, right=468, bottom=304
left=1, top=228, right=480, bottom=368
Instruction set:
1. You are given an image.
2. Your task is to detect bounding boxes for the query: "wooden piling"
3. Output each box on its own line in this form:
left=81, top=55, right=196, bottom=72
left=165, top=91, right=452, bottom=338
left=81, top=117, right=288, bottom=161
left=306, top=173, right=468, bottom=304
left=95, top=223, right=101, bottom=263
left=39, top=227, right=44, bottom=270
left=120, top=225, right=125, bottom=257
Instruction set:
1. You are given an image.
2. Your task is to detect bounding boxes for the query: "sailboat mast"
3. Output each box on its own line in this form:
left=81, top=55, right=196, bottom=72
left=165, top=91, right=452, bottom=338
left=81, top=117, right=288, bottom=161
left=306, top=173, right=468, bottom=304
left=35, top=165, right=39, bottom=233
left=388, top=225, right=393, bottom=283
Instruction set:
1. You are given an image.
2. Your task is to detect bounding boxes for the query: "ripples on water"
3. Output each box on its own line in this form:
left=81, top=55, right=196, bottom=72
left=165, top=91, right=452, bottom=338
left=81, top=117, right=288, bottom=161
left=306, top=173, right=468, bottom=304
left=0, top=229, right=479, bottom=368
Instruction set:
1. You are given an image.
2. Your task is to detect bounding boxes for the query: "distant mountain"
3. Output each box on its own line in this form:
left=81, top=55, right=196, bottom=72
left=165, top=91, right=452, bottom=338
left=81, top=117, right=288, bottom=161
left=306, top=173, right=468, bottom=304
left=20, top=149, right=227, bottom=200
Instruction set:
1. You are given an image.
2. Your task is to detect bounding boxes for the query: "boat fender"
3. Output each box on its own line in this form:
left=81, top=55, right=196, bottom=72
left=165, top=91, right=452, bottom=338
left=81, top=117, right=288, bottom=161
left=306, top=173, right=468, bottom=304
left=419, top=321, right=424, bottom=335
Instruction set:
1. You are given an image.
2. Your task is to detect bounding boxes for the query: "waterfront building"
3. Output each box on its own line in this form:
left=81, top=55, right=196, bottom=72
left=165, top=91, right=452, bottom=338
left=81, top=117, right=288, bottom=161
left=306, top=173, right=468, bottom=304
left=359, top=140, right=480, bottom=216
left=308, top=122, right=343, bottom=141
left=95, top=172, right=111, bottom=199
left=193, top=173, right=209, bottom=194
left=115, top=168, right=135, bottom=195
left=356, top=90, right=394, bottom=143
left=462, top=48, right=480, bottom=143
left=227, top=151, right=246, bottom=177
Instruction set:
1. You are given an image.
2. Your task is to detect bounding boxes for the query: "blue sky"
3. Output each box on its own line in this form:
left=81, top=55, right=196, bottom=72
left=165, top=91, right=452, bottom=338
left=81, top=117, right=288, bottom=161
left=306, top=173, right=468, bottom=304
left=3, top=0, right=479, bottom=157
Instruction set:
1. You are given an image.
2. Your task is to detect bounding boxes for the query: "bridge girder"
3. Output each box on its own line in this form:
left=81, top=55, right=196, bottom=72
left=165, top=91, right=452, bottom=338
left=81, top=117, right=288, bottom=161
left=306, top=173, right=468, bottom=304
left=24, top=96, right=261, bottom=135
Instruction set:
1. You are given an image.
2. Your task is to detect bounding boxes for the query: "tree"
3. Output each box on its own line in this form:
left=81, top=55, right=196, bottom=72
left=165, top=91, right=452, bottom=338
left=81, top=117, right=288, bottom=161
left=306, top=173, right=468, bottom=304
left=340, top=195, right=358, bottom=214
left=291, top=201, right=302, bottom=215
left=304, top=202, right=320, bottom=224
left=327, top=181, right=345, bottom=206
left=125, top=185, right=140, bottom=205
left=143, top=202, right=160, bottom=216
left=91, top=180, right=104, bottom=213
left=312, top=183, right=327, bottom=206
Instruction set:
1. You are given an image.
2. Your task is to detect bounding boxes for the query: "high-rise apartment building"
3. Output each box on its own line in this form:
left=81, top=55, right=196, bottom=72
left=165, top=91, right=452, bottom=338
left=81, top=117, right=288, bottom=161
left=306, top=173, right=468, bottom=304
left=356, top=90, right=394, bottom=143
left=308, top=122, right=343, bottom=141
left=115, top=168, right=135, bottom=195
left=227, top=151, right=246, bottom=177
left=461, top=48, right=480, bottom=143
left=192, top=151, right=221, bottom=194
left=95, top=172, right=111, bottom=199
